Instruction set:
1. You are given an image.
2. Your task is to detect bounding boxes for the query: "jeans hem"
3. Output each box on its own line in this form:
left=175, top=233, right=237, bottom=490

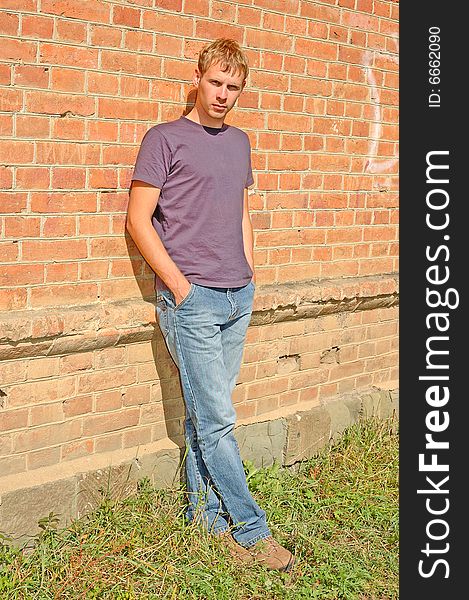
left=210, top=525, right=230, bottom=535
left=238, top=530, right=272, bottom=549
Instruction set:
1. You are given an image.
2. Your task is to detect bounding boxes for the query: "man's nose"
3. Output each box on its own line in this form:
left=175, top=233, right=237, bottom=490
left=217, top=86, right=228, bottom=100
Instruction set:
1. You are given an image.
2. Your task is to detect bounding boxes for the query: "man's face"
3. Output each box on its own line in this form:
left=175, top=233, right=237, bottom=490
left=193, top=62, right=245, bottom=126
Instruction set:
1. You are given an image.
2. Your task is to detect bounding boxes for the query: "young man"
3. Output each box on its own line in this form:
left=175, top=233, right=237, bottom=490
left=126, top=38, right=295, bottom=572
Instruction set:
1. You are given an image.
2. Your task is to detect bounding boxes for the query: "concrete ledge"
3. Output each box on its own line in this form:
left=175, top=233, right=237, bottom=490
left=0, top=275, right=398, bottom=360
left=0, top=384, right=399, bottom=546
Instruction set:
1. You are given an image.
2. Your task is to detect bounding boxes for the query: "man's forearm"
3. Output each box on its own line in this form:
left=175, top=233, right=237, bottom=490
left=242, top=213, right=255, bottom=280
left=126, top=219, right=189, bottom=295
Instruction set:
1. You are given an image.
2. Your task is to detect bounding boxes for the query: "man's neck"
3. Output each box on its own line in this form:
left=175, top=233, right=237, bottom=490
left=184, top=107, right=224, bottom=129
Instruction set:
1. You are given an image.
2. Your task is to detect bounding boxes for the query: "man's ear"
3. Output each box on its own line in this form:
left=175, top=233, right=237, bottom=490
left=193, top=69, right=201, bottom=86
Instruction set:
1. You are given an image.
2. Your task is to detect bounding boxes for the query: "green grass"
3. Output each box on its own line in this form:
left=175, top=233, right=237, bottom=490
left=0, top=417, right=398, bottom=599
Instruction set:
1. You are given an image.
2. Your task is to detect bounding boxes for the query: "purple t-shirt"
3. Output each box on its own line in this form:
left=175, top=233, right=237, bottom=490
left=130, top=115, right=254, bottom=291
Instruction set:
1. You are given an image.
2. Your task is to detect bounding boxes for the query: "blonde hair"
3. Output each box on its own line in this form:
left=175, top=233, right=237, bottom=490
left=197, top=38, right=249, bottom=81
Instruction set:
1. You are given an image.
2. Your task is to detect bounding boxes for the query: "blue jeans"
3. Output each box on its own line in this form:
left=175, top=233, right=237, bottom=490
left=156, top=280, right=271, bottom=547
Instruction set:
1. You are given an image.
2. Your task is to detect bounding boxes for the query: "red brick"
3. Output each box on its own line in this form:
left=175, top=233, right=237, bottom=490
left=43, top=259, right=76, bottom=283
left=0, top=37, right=36, bottom=62
left=77, top=368, right=137, bottom=394
left=113, top=5, right=140, bottom=27
left=13, top=419, right=83, bottom=453
left=0, top=64, right=12, bottom=87
left=39, top=43, right=98, bottom=70
left=51, top=68, right=86, bottom=93
left=30, top=283, right=98, bottom=308
left=123, top=426, right=152, bottom=448
left=61, top=438, right=94, bottom=461
left=0, top=140, right=34, bottom=163
left=30, top=403, right=64, bottom=426
left=124, top=30, right=153, bottom=52
left=260, top=93, right=281, bottom=110
left=0, top=0, right=35, bottom=9
left=89, top=121, right=119, bottom=144
left=88, top=72, right=119, bottom=96
left=295, top=38, right=338, bottom=61
left=35, top=140, right=99, bottom=164
left=253, top=0, right=299, bottom=15
left=0, top=288, right=27, bottom=310
left=95, top=432, right=123, bottom=453
left=262, top=52, right=283, bottom=72
left=51, top=122, right=86, bottom=146
left=98, top=97, right=157, bottom=121
left=301, top=1, right=340, bottom=21
left=0, top=408, right=28, bottom=432
left=62, top=395, right=93, bottom=418
left=284, top=55, right=306, bottom=75
left=122, top=385, right=151, bottom=407
left=267, top=113, right=311, bottom=133
left=195, top=19, right=243, bottom=42
left=0, top=264, right=44, bottom=286
left=268, top=153, right=309, bottom=171
left=283, top=95, right=304, bottom=113
left=15, top=168, right=51, bottom=190
left=78, top=215, right=111, bottom=235
left=15, top=115, right=48, bottom=139
left=56, top=18, right=87, bottom=43
left=143, top=11, right=193, bottom=36
left=25, top=91, right=95, bottom=119
left=250, top=71, right=289, bottom=93
left=43, top=216, right=77, bottom=237
left=20, top=15, right=53, bottom=39
left=279, top=173, right=302, bottom=191
left=0, top=165, right=13, bottom=188
left=27, top=446, right=61, bottom=470
left=22, top=239, right=87, bottom=262
left=41, top=1, right=110, bottom=22
left=237, top=6, right=261, bottom=26
left=278, top=262, right=321, bottom=281
left=89, top=24, right=121, bottom=48
left=156, top=0, right=183, bottom=9
left=83, top=408, right=140, bottom=436
left=52, top=167, right=86, bottom=190
left=0, top=11, right=19, bottom=35
left=4, top=217, right=41, bottom=238
left=88, top=168, right=119, bottom=191
left=95, top=390, right=123, bottom=412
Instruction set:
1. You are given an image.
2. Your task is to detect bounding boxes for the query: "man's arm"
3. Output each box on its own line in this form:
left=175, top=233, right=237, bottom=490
left=242, top=188, right=255, bottom=283
left=126, top=180, right=191, bottom=304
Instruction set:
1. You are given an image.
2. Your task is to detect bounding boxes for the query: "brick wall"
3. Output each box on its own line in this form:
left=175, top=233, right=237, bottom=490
left=0, top=0, right=398, bottom=534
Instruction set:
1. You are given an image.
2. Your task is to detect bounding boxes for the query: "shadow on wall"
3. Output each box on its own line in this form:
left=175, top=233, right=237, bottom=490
left=152, top=330, right=186, bottom=485
left=121, top=88, right=200, bottom=484
left=123, top=87, right=198, bottom=300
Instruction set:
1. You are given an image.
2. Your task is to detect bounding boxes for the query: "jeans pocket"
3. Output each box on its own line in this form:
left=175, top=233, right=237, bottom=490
left=174, top=283, right=197, bottom=311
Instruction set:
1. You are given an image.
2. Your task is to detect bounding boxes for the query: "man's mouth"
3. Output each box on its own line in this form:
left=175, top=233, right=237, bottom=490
left=212, top=105, right=226, bottom=111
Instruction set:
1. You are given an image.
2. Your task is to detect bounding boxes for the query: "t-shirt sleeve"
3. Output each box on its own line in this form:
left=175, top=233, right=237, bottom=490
left=131, top=127, right=172, bottom=189
left=245, top=137, right=254, bottom=188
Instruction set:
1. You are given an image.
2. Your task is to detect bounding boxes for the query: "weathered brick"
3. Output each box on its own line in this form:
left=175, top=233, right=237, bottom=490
left=82, top=408, right=139, bottom=437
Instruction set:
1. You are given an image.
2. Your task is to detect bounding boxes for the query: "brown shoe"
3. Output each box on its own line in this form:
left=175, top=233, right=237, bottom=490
left=216, top=530, right=254, bottom=565
left=245, top=536, right=296, bottom=572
